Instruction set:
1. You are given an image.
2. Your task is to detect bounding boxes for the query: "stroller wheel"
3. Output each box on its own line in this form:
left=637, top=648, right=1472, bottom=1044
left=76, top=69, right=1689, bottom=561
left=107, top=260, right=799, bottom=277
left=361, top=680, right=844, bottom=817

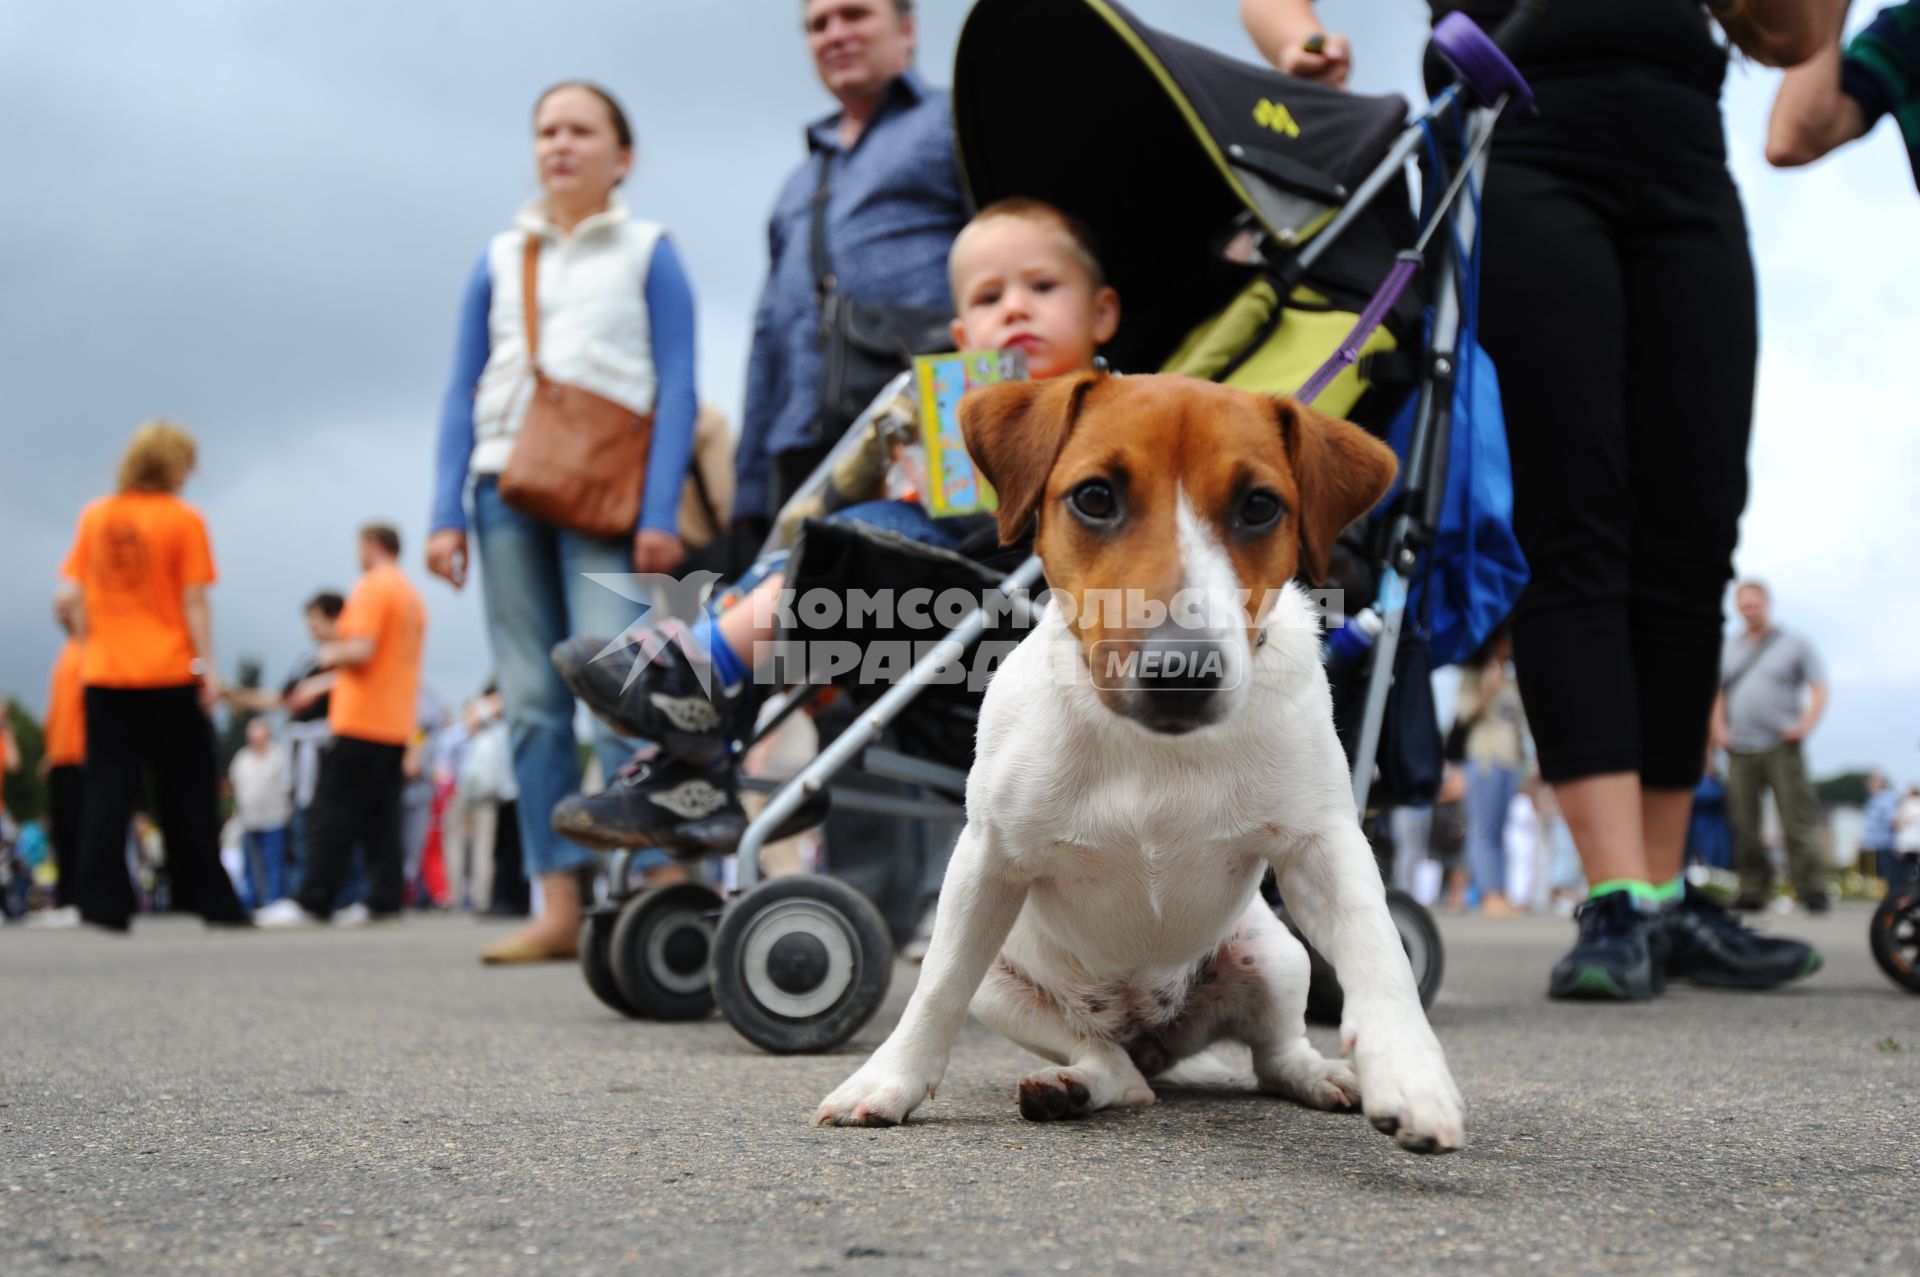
left=711, top=875, right=893, bottom=1054
left=580, top=908, right=643, bottom=1017
left=1390, top=889, right=1446, bottom=1008
left=1279, top=888, right=1445, bottom=1025
left=608, top=883, right=723, bottom=1021
left=1869, top=887, right=1920, bottom=994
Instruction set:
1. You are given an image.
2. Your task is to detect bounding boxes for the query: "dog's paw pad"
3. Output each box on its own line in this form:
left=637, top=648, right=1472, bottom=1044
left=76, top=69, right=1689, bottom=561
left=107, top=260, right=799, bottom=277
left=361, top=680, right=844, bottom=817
left=1367, top=1105, right=1463, bottom=1155
left=1017, top=1071, right=1094, bottom=1122
left=812, top=1102, right=904, bottom=1128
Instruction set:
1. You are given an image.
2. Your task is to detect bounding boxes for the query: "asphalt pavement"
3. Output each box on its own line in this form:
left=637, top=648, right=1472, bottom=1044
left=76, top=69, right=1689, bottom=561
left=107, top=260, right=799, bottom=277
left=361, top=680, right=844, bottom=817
left=3, top=903, right=1916, bottom=1276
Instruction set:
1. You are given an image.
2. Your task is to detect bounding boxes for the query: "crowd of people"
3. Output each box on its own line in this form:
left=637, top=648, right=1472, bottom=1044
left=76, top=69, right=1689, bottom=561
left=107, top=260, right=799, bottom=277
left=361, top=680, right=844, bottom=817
left=6, top=0, right=1919, bottom=1007
left=7, top=512, right=535, bottom=930
left=1389, top=582, right=1920, bottom=923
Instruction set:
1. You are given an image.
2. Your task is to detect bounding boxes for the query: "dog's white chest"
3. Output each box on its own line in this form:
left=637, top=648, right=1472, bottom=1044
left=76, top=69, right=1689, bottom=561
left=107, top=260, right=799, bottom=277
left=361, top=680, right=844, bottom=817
left=1045, top=832, right=1223, bottom=910
left=1017, top=827, right=1267, bottom=974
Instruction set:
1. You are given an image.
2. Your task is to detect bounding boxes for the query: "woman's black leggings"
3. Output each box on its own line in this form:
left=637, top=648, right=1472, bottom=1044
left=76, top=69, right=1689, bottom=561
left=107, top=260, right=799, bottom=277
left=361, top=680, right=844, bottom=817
left=1476, top=101, right=1756, bottom=790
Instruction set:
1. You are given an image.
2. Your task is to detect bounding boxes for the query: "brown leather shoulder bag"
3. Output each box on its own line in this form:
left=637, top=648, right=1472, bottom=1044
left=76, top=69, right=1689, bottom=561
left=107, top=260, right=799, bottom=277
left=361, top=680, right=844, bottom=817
left=497, top=234, right=654, bottom=539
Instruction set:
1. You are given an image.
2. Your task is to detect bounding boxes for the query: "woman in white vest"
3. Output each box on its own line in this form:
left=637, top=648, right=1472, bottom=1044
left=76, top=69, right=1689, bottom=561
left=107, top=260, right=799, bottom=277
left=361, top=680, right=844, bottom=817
left=426, top=81, right=698, bottom=964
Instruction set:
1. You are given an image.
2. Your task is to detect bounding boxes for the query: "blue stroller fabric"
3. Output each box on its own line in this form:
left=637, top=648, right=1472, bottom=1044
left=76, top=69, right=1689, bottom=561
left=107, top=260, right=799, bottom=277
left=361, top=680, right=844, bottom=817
left=1381, top=328, right=1528, bottom=668
left=1382, top=120, right=1530, bottom=669
left=1687, top=771, right=1733, bottom=872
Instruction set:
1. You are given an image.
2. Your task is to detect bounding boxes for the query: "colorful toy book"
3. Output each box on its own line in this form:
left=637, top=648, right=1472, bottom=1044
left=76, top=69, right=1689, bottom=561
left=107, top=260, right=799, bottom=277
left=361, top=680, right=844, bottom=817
left=910, top=349, right=1029, bottom=517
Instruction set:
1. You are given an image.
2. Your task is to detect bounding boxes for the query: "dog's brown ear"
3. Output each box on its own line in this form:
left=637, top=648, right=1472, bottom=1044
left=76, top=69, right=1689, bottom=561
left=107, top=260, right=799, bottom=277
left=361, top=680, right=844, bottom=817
left=1276, top=396, right=1398, bottom=585
left=960, top=370, right=1102, bottom=545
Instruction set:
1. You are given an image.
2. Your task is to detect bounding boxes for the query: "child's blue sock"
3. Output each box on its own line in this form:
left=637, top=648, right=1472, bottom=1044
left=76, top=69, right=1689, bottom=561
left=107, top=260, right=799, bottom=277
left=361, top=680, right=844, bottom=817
left=690, top=610, right=748, bottom=693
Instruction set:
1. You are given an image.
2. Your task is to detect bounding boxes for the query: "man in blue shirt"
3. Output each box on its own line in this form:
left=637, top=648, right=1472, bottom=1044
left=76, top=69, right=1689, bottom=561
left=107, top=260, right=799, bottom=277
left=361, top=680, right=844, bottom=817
left=734, top=0, right=970, bottom=531
left=1860, top=771, right=1902, bottom=886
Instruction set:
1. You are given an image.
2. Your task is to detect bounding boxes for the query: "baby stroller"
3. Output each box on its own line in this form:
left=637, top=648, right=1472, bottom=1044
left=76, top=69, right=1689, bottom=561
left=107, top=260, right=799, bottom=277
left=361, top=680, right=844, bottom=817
left=579, top=0, right=1537, bottom=1050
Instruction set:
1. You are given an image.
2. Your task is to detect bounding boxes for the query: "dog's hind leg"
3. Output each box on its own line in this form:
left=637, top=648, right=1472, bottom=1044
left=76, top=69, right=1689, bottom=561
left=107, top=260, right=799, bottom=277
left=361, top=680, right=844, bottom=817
left=1164, top=904, right=1360, bottom=1112
left=971, top=959, right=1155, bottom=1120
left=1241, top=906, right=1362, bottom=1110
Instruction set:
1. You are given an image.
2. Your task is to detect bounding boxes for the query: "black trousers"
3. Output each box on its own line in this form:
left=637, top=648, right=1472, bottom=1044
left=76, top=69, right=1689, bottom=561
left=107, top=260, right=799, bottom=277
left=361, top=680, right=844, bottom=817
left=77, top=685, right=245, bottom=928
left=1477, top=82, right=1755, bottom=789
left=296, top=735, right=406, bottom=918
left=48, top=764, right=85, bottom=909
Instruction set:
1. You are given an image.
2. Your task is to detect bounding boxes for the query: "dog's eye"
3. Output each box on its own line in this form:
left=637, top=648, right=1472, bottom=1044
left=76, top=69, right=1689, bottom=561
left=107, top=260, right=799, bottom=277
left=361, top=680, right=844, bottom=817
left=1240, top=489, right=1284, bottom=529
left=1070, top=480, right=1118, bottom=522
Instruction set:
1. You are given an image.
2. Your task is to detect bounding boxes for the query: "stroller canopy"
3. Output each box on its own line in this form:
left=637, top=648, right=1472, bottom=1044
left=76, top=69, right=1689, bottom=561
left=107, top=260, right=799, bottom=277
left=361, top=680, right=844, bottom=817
left=954, top=0, right=1415, bottom=375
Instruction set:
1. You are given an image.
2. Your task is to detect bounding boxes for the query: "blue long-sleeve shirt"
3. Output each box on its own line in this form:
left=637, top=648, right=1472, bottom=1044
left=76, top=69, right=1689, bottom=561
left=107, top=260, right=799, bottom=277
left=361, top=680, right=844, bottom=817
left=430, top=234, right=698, bottom=537
left=1863, top=788, right=1901, bottom=850
left=736, top=70, right=968, bottom=520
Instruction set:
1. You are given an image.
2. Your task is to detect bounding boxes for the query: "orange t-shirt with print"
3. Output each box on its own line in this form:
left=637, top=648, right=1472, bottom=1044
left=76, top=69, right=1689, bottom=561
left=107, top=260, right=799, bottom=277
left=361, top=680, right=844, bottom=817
left=44, top=639, right=87, bottom=766
left=60, top=493, right=216, bottom=688
left=329, top=563, right=426, bottom=746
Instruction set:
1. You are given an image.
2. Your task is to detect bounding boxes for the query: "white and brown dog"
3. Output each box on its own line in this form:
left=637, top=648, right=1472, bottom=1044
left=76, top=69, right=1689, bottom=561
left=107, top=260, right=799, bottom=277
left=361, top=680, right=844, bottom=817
left=813, top=372, right=1466, bottom=1154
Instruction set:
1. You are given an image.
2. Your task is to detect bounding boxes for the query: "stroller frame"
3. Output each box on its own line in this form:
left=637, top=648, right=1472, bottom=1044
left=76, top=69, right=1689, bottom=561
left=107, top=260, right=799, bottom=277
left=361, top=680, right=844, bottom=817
left=582, top=8, right=1535, bottom=1054
left=734, top=95, right=1515, bottom=883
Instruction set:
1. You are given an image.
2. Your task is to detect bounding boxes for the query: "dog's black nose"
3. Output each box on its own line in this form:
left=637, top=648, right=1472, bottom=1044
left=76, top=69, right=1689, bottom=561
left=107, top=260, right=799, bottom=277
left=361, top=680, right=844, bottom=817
left=1113, top=637, right=1231, bottom=734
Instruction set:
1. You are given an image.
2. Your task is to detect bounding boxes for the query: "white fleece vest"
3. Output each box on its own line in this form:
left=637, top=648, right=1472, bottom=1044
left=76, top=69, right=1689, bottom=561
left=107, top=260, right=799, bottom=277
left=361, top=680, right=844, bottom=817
left=470, top=197, right=664, bottom=475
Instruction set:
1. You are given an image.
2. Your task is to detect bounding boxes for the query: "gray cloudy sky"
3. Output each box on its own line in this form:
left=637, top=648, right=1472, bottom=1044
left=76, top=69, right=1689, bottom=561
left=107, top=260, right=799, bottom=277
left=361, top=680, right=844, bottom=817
left=3, top=1, right=1915, bottom=782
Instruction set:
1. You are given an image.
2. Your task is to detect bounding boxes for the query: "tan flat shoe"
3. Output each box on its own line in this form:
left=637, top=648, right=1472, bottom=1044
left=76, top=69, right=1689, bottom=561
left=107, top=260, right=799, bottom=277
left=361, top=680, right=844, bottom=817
left=480, top=933, right=579, bottom=965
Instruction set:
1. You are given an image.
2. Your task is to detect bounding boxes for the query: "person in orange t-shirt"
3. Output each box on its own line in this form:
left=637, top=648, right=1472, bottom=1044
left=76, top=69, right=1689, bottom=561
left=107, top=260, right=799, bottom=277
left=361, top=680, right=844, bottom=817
left=0, top=703, right=17, bottom=817
left=42, top=593, right=89, bottom=911
left=259, top=523, right=427, bottom=926
left=59, top=420, right=247, bottom=931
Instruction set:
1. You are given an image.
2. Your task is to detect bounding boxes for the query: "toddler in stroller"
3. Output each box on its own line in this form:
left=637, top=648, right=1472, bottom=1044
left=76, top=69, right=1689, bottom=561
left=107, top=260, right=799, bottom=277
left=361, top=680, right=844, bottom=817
left=549, top=197, right=1119, bottom=853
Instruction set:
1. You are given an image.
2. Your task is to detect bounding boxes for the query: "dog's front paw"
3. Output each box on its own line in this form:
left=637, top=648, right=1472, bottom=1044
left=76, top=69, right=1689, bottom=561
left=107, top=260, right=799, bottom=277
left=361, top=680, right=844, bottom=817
left=813, top=1063, right=936, bottom=1128
left=1342, top=1021, right=1465, bottom=1155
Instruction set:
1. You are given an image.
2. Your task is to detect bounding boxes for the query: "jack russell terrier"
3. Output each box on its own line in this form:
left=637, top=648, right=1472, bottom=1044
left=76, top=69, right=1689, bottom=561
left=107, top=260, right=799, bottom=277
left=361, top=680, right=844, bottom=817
left=813, top=372, right=1466, bottom=1154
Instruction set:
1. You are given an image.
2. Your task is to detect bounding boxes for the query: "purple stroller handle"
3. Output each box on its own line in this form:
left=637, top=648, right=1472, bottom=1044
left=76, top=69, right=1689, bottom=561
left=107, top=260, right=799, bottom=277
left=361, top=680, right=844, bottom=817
left=1431, top=11, right=1534, bottom=113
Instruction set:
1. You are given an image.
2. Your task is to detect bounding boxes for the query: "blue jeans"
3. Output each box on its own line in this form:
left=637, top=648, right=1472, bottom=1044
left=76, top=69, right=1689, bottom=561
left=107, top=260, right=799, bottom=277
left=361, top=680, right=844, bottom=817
left=1464, top=761, right=1520, bottom=903
left=240, top=826, right=289, bottom=907
left=472, top=477, right=663, bottom=877
left=1878, top=849, right=1918, bottom=888
left=286, top=808, right=310, bottom=894
left=402, top=777, right=433, bottom=894
left=336, top=850, right=368, bottom=909
left=830, top=499, right=974, bottom=550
